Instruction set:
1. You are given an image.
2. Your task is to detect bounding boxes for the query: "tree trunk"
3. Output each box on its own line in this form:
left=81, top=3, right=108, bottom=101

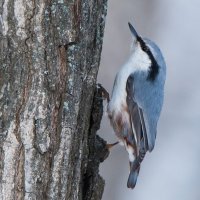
left=0, top=0, right=108, bottom=199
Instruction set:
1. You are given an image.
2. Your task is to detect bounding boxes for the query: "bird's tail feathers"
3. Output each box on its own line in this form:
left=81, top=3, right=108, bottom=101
left=127, top=149, right=146, bottom=189
left=127, top=167, right=140, bottom=189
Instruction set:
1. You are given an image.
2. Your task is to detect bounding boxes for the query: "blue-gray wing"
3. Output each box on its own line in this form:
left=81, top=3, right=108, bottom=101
left=126, top=75, right=149, bottom=152
left=126, top=71, right=164, bottom=152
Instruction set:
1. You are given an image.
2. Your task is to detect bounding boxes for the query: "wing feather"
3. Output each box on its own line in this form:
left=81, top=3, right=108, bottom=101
left=126, top=74, right=149, bottom=152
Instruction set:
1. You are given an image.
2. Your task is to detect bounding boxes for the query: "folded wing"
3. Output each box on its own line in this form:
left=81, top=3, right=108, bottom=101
left=126, top=74, right=149, bottom=153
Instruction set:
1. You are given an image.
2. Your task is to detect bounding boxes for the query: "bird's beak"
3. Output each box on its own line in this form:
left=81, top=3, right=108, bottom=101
left=128, top=22, right=138, bottom=40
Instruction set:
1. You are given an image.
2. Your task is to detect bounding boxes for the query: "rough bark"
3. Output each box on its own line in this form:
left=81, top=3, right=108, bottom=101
left=0, top=0, right=108, bottom=199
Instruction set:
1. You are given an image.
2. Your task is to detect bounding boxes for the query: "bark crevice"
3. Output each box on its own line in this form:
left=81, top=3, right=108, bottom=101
left=82, top=86, right=109, bottom=200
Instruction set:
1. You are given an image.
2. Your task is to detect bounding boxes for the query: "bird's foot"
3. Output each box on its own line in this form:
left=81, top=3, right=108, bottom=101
left=97, top=83, right=110, bottom=102
left=106, top=141, right=119, bottom=150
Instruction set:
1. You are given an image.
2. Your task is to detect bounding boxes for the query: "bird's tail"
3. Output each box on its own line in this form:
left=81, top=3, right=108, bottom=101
left=127, top=166, right=140, bottom=189
left=127, top=149, right=146, bottom=189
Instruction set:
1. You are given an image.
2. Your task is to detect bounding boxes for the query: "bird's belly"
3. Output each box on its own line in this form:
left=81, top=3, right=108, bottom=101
left=108, top=106, right=131, bottom=141
left=108, top=109, right=137, bottom=160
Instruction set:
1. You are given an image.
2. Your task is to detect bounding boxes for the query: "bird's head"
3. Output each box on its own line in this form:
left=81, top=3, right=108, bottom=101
left=128, top=22, right=151, bottom=56
left=128, top=22, right=160, bottom=81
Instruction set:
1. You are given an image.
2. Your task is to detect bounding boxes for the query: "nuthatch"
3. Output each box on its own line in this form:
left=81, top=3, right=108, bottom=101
left=107, top=22, right=166, bottom=189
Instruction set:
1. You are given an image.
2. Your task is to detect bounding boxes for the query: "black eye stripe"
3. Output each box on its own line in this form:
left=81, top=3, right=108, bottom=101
left=137, top=36, right=159, bottom=81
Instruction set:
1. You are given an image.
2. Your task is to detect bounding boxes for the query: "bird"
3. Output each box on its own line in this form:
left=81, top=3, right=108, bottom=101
left=107, top=22, right=166, bottom=189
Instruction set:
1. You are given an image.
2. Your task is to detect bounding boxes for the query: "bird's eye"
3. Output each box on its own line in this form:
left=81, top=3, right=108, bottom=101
left=143, top=46, right=148, bottom=52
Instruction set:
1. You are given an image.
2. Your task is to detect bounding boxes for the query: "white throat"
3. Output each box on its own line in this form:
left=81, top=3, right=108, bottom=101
left=108, top=45, right=151, bottom=113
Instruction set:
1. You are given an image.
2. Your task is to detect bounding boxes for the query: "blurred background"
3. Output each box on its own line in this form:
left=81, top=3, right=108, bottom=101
left=97, top=0, right=200, bottom=200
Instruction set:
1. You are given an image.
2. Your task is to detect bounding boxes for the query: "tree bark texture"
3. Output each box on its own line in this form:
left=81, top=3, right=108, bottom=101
left=0, top=0, right=108, bottom=199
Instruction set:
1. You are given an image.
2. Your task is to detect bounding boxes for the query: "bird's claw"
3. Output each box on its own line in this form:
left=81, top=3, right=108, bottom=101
left=106, top=141, right=119, bottom=150
left=97, top=83, right=110, bottom=102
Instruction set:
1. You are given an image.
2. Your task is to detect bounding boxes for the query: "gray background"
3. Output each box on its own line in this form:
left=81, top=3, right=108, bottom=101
left=98, top=0, right=200, bottom=199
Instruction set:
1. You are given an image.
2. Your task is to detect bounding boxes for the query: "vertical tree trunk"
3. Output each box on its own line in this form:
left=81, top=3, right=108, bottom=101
left=0, top=0, right=108, bottom=199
